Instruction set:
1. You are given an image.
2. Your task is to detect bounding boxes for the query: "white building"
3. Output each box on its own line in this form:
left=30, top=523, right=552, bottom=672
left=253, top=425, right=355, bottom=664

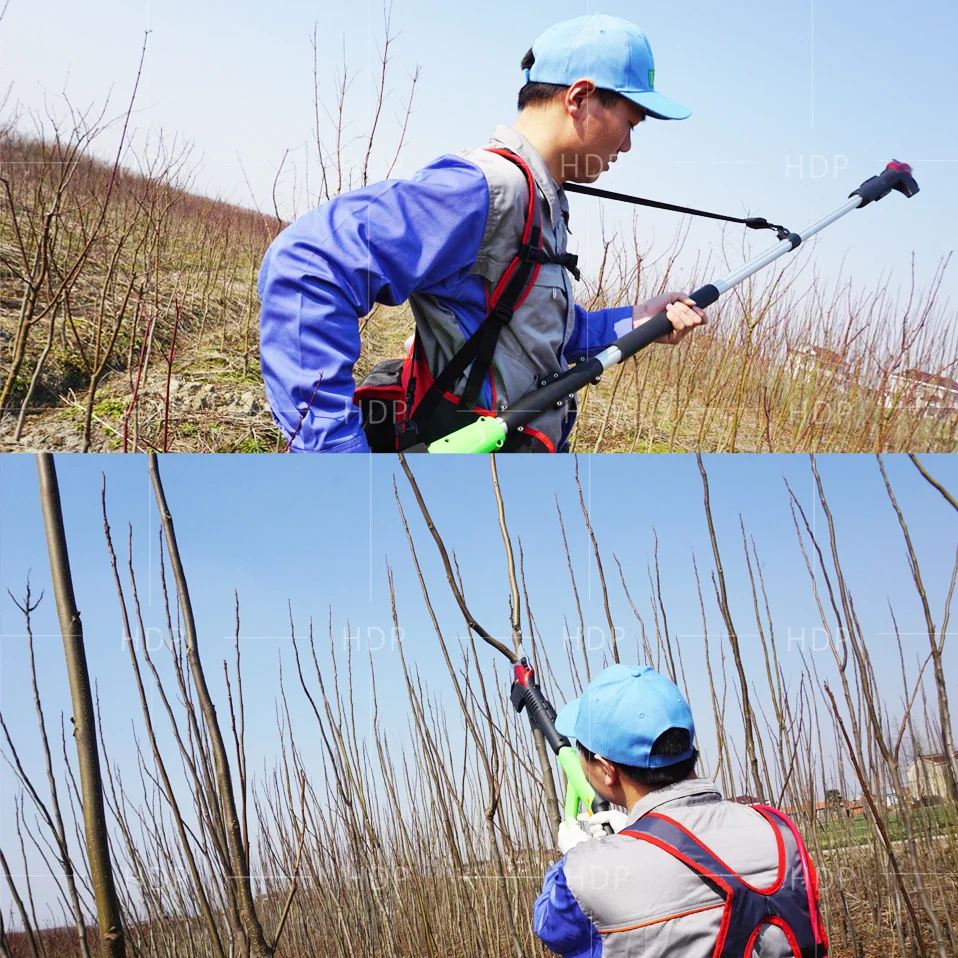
left=784, top=344, right=851, bottom=388
left=886, top=369, right=958, bottom=418
left=906, top=753, right=952, bottom=801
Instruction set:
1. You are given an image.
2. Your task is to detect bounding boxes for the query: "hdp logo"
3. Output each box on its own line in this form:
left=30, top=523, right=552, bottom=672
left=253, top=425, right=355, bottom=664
left=648, top=69, right=655, bottom=89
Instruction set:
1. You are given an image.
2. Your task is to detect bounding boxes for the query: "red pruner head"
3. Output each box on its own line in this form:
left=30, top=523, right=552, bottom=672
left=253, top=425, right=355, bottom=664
left=853, top=160, right=919, bottom=206
left=886, top=160, right=911, bottom=173
left=511, top=654, right=536, bottom=714
left=513, top=660, right=535, bottom=686
left=886, top=159, right=919, bottom=198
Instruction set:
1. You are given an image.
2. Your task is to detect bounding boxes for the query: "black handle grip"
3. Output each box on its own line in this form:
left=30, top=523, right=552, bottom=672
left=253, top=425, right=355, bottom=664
left=511, top=681, right=569, bottom=754
left=610, top=284, right=720, bottom=361
left=590, top=796, right=615, bottom=835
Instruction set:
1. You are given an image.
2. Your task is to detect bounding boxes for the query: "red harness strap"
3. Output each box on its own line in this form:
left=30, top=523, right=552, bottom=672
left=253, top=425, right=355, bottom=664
left=400, top=147, right=580, bottom=447
left=620, top=807, right=827, bottom=958
left=403, top=148, right=546, bottom=428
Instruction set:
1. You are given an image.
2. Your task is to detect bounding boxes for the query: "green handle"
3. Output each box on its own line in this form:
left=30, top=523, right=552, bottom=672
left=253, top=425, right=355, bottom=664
left=425, top=417, right=506, bottom=453
left=558, top=745, right=597, bottom=823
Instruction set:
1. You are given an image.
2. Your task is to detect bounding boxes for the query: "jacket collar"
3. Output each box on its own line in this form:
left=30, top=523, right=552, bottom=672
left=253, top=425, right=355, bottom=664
left=488, top=124, right=569, bottom=232
left=627, top=777, right=724, bottom=821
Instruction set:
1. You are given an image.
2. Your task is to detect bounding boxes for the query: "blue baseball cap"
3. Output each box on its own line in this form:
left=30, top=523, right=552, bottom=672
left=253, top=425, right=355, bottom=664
left=554, top=664, right=696, bottom=767
left=527, top=14, right=691, bottom=121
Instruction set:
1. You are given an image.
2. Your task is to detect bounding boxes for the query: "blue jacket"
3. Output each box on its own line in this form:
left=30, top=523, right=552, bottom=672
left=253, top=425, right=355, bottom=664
left=258, top=148, right=633, bottom=452
left=535, top=860, right=603, bottom=956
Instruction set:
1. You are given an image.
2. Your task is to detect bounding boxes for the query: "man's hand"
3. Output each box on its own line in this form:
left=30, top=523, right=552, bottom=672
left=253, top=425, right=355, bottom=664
left=558, top=809, right=631, bottom=853
left=579, top=809, right=629, bottom=838
left=632, top=291, right=707, bottom=345
left=557, top=819, right=593, bottom=854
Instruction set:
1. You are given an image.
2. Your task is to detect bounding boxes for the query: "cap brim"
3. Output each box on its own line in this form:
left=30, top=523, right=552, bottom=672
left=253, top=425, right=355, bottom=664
left=555, top=699, right=581, bottom=738
left=621, top=89, right=691, bottom=121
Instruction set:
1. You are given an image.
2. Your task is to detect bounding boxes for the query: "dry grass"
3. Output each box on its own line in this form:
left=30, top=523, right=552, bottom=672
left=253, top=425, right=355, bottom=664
left=0, top=131, right=285, bottom=453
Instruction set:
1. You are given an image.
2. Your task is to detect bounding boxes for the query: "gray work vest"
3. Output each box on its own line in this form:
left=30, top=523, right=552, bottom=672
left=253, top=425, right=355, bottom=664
left=562, top=780, right=820, bottom=957
left=409, top=125, right=578, bottom=450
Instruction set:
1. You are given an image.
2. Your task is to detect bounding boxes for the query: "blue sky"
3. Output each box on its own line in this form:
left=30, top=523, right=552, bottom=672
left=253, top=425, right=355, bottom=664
left=1, top=453, right=957, bottom=918
left=2, top=0, right=956, bottom=315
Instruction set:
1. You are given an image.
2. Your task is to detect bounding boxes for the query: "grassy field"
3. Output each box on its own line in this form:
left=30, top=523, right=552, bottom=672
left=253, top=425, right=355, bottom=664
left=2, top=131, right=957, bottom=453
left=0, top=134, right=286, bottom=453
left=815, top=803, right=958, bottom=850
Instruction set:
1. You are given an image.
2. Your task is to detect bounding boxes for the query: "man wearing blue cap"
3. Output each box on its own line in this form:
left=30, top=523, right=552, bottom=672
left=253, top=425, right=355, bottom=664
left=535, top=665, right=829, bottom=957
left=259, top=14, right=707, bottom=452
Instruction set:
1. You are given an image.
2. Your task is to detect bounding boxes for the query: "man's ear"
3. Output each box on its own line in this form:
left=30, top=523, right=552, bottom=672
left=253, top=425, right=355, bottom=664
left=594, top=754, right=617, bottom=786
left=565, top=80, right=596, bottom=117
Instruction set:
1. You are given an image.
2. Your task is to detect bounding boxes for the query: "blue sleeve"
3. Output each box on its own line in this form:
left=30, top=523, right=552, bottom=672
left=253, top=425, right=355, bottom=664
left=258, top=155, right=489, bottom=452
left=563, top=304, right=634, bottom=362
left=534, top=860, right=601, bottom=957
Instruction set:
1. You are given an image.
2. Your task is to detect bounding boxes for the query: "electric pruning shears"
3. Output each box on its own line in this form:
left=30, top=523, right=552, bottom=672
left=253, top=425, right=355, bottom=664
left=510, top=647, right=613, bottom=829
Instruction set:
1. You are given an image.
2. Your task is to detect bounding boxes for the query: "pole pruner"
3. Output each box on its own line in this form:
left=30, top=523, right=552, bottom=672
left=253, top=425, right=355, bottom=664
left=422, top=160, right=920, bottom=453
left=510, top=647, right=610, bottom=827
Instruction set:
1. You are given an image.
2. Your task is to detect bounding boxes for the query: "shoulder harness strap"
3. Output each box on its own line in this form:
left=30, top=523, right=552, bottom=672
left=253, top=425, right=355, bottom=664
left=412, top=147, right=579, bottom=424
left=621, top=809, right=827, bottom=958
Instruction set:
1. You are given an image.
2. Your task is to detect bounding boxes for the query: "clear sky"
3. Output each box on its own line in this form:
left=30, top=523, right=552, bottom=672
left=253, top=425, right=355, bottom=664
left=1, top=453, right=957, bottom=919
left=2, top=0, right=956, bottom=317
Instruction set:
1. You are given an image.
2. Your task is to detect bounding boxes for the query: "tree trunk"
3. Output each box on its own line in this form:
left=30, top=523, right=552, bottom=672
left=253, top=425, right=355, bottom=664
left=36, top=454, right=126, bottom=957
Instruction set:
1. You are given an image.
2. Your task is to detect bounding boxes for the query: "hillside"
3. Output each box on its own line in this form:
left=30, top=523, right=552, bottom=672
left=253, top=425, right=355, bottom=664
left=0, top=134, right=287, bottom=452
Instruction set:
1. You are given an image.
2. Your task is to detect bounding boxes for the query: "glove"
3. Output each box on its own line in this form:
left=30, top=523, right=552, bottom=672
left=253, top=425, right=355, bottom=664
left=558, top=809, right=631, bottom=853
left=579, top=809, right=629, bottom=838
left=557, top=819, right=593, bottom=855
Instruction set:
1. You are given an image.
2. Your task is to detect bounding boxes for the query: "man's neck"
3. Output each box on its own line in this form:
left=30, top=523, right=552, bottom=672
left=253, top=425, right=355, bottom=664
left=621, top=771, right=699, bottom=812
left=511, top=113, right=565, bottom=183
left=620, top=780, right=654, bottom=811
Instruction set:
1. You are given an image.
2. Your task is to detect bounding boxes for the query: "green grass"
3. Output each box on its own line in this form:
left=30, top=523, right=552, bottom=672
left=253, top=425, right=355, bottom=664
left=94, top=397, right=127, bottom=419
left=238, top=436, right=271, bottom=453
left=816, top=803, right=958, bottom=850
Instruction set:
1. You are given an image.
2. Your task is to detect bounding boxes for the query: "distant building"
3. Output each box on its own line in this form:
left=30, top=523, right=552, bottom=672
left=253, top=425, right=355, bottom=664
left=785, top=344, right=851, bottom=387
left=734, top=795, right=760, bottom=805
left=887, top=369, right=958, bottom=418
left=907, top=753, right=952, bottom=801
left=782, top=798, right=865, bottom=820
left=784, top=347, right=958, bottom=422
left=842, top=799, right=865, bottom=818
